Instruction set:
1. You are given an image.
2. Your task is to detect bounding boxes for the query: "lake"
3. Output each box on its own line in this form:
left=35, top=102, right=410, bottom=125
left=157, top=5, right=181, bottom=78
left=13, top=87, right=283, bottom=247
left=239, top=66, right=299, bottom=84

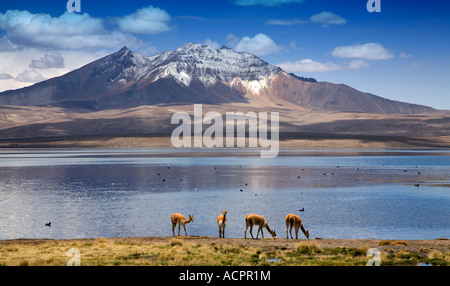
left=0, top=148, right=449, bottom=240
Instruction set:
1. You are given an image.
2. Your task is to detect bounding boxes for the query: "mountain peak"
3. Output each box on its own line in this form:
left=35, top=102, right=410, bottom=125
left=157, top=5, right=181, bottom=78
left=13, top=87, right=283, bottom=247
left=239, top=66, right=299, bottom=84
left=177, top=42, right=208, bottom=49
left=0, top=44, right=437, bottom=114
left=92, top=46, right=150, bottom=83
left=118, top=46, right=131, bottom=53
left=147, top=42, right=282, bottom=86
left=109, top=46, right=133, bottom=60
left=111, top=46, right=135, bottom=61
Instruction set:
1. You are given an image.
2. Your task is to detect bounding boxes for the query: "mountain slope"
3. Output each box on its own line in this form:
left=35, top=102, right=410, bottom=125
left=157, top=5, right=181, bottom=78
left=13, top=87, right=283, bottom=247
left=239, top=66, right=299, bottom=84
left=0, top=43, right=436, bottom=114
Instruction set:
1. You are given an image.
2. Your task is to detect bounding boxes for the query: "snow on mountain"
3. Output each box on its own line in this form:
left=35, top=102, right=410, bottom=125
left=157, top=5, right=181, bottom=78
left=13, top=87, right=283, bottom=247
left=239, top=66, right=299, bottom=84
left=93, top=46, right=152, bottom=83
left=146, top=43, right=281, bottom=87
left=0, top=43, right=437, bottom=114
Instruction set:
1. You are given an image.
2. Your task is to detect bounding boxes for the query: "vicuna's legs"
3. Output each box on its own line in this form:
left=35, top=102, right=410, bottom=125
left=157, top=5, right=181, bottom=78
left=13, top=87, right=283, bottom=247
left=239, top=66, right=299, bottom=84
left=256, top=226, right=264, bottom=239
left=244, top=223, right=254, bottom=239
left=217, top=210, right=227, bottom=238
left=219, top=223, right=226, bottom=238
left=286, top=222, right=293, bottom=239
left=223, top=224, right=226, bottom=238
left=286, top=224, right=300, bottom=239
left=172, top=222, right=177, bottom=236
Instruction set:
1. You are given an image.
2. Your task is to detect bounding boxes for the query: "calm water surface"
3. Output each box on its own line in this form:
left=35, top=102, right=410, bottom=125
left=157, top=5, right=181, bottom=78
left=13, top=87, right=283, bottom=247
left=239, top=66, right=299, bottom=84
left=0, top=148, right=449, bottom=240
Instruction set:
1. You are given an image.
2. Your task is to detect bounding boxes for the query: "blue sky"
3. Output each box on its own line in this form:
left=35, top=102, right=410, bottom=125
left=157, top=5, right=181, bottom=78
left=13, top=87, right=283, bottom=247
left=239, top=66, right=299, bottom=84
left=0, top=0, right=449, bottom=109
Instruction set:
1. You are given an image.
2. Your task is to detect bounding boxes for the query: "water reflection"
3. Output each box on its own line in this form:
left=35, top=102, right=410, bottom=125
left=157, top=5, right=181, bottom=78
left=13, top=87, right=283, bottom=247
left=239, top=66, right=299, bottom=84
left=0, top=149, right=449, bottom=240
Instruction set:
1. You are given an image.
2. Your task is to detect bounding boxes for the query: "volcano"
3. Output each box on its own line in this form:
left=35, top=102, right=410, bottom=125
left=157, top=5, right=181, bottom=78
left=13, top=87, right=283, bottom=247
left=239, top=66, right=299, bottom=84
left=0, top=43, right=436, bottom=114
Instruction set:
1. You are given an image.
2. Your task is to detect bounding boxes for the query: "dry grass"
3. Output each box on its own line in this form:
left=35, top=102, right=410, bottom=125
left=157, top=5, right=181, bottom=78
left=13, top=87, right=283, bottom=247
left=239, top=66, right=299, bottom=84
left=378, top=240, right=408, bottom=246
left=1, top=237, right=447, bottom=266
left=0, top=238, right=259, bottom=266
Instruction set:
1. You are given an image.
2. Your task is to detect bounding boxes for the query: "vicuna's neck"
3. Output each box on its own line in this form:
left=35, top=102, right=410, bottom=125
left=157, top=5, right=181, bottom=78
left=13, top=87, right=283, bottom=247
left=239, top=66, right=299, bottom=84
left=300, top=225, right=307, bottom=235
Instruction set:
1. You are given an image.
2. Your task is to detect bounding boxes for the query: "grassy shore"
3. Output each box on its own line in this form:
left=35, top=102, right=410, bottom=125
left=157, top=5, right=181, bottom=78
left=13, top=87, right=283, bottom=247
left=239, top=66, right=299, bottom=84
left=0, top=236, right=448, bottom=266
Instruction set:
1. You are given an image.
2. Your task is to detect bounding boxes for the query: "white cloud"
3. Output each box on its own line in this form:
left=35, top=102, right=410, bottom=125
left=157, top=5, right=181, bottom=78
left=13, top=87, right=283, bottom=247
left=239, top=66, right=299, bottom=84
left=0, top=48, right=109, bottom=92
left=399, top=53, right=411, bottom=58
left=225, top=33, right=239, bottom=47
left=136, top=46, right=159, bottom=56
left=117, top=6, right=171, bottom=35
left=0, top=73, right=13, bottom=80
left=278, top=59, right=342, bottom=72
left=0, top=37, right=19, bottom=52
left=348, top=60, right=369, bottom=69
left=234, top=33, right=282, bottom=56
left=0, top=10, right=143, bottom=50
left=289, top=40, right=302, bottom=51
left=310, top=11, right=346, bottom=27
left=204, top=39, right=221, bottom=49
left=29, top=52, right=65, bottom=69
left=15, top=69, right=46, bottom=82
left=266, top=18, right=306, bottom=25
left=234, top=0, right=305, bottom=6
left=331, top=43, right=394, bottom=60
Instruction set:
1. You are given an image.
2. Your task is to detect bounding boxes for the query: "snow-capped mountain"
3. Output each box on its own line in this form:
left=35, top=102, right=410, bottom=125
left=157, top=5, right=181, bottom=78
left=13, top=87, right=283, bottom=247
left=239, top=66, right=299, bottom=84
left=0, top=43, right=436, bottom=114
left=146, top=43, right=281, bottom=86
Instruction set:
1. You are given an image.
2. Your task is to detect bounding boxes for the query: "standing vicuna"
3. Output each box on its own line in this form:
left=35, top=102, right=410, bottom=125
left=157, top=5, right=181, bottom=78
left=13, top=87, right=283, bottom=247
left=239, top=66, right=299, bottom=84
left=217, top=210, right=228, bottom=238
left=285, top=213, right=309, bottom=239
left=171, top=213, right=194, bottom=236
left=244, top=214, right=277, bottom=239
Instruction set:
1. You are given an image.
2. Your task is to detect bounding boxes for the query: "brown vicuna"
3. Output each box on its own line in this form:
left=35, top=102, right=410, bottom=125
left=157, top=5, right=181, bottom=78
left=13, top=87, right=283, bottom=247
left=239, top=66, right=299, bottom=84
left=170, top=213, right=194, bottom=236
left=285, top=213, right=309, bottom=239
left=217, top=210, right=228, bottom=238
left=244, top=214, right=276, bottom=239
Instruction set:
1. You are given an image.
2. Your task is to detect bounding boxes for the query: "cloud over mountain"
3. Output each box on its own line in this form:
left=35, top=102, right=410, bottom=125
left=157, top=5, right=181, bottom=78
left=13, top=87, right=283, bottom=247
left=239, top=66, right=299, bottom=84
left=331, top=43, right=394, bottom=60
left=0, top=10, right=143, bottom=50
left=0, top=73, right=14, bottom=80
left=234, top=33, right=282, bottom=56
left=348, top=60, right=369, bottom=69
left=117, top=6, right=171, bottom=35
left=29, top=52, right=65, bottom=69
left=15, top=69, right=46, bottom=83
left=278, top=58, right=342, bottom=72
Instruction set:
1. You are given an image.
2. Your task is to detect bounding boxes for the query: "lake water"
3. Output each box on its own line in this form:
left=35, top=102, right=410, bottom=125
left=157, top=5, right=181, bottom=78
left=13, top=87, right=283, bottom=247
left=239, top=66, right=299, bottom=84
left=0, top=148, right=449, bottom=240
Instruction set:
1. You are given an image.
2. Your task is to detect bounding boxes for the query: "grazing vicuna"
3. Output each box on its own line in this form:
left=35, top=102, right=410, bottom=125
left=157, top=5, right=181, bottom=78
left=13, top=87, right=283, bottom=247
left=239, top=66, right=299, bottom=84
left=170, top=213, right=194, bottom=236
left=244, top=214, right=276, bottom=239
left=285, top=213, right=309, bottom=239
left=217, top=210, right=228, bottom=238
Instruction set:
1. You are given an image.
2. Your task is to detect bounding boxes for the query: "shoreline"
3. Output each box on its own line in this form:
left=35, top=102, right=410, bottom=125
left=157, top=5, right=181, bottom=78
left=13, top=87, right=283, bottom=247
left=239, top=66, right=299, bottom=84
left=1, top=133, right=450, bottom=149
